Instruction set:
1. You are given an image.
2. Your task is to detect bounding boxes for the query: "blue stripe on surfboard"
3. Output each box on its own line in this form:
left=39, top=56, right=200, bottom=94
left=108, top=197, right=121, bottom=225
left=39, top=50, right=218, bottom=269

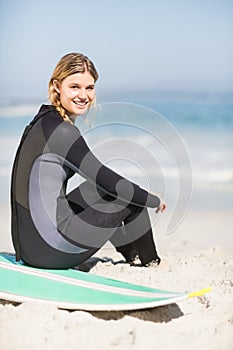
left=0, top=261, right=184, bottom=299
left=0, top=291, right=188, bottom=311
left=0, top=253, right=184, bottom=298
left=0, top=266, right=188, bottom=311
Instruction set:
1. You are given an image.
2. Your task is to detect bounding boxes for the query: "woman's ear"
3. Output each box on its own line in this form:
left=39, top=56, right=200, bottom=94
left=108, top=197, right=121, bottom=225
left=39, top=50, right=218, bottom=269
left=53, top=80, right=60, bottom=94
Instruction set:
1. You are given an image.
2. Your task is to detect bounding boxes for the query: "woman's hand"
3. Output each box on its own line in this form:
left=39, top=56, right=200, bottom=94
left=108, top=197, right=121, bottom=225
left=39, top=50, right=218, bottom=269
left=155, top=202, right=167, bottom=214
left=149, top=192, right=167, bottom=214
left=148, top=191, right=167, bottom=213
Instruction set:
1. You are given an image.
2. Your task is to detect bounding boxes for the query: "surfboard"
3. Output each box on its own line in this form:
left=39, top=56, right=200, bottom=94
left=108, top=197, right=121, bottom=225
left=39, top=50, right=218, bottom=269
left=0, top=253, right=210, bottom=311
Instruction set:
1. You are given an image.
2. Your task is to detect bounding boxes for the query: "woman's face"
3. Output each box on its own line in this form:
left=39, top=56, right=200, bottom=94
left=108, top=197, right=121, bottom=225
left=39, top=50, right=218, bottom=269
left=54, top=71, right=96, bottom=116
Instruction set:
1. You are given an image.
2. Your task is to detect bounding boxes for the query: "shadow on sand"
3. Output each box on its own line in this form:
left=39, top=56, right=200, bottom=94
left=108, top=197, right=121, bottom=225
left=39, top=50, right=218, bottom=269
left=76, top=256, right=184, bottom=323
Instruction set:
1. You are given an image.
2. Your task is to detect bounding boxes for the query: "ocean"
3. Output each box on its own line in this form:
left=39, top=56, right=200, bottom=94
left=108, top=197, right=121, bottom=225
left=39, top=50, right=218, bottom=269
left=0, top=98, right=233, bottom=230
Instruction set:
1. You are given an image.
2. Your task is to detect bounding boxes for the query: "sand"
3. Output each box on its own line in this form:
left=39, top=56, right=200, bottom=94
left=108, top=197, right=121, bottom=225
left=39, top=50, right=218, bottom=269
left=0, top=204, right=233, bottom=350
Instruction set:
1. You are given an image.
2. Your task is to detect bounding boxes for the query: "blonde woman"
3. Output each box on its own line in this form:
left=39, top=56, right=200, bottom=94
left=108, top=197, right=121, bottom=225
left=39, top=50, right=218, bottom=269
left=11, top=53, right=166, bottom=269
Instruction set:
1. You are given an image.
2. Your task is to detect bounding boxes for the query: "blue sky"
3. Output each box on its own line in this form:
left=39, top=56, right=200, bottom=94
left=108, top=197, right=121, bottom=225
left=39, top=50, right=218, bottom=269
left=0, top=0, right=232, bottom=103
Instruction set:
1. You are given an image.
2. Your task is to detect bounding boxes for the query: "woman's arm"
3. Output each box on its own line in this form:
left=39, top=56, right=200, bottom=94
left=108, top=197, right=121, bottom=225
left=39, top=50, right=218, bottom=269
left=45, top=114, right=161, bottom=208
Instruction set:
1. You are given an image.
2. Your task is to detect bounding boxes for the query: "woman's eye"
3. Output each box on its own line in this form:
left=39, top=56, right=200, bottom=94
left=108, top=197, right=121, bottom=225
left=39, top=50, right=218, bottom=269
left=87, top=86, right=94, bottom=90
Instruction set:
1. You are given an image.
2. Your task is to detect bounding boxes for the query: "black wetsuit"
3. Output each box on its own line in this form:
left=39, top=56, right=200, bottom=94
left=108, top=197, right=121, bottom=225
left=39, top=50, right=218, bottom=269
left=11, top=105, right=161, bottom=268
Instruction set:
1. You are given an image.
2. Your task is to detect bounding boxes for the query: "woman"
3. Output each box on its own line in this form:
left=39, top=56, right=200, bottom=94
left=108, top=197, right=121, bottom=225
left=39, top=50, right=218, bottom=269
left=11, top=52, right=166, bottom=269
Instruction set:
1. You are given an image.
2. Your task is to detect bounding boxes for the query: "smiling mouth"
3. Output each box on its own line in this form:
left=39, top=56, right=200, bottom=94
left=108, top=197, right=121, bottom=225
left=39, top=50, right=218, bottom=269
left=73, top=100, right=89, bottom=107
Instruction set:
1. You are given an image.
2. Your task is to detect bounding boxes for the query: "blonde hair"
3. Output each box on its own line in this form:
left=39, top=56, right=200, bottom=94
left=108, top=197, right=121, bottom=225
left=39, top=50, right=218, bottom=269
left=48, top=53, right=99, bottom=123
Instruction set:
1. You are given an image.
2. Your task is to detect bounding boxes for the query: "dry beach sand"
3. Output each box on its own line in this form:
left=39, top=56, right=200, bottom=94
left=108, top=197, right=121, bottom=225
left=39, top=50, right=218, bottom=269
left=0, top=204, right=233, bottom=350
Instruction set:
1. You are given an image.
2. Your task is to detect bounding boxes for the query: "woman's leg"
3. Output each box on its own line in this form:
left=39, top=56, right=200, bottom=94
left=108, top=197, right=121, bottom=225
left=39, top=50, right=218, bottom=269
left=110, top=206, right=160, bottom=266
left=66, top=183, right=160, bottom=266
left=110, top=226, right=139, bottom=263
left=109, top=205, right=160, bottom=266
left=124, top=206, right=160, bottom=266
left=65, top=183, right=132, bottom=258
left=67, top=182, right=138, bottom=263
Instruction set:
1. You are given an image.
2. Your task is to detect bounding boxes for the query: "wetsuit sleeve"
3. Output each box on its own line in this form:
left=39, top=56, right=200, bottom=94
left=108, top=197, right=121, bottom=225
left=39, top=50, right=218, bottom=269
left=46, top=118, right=160, bottom=208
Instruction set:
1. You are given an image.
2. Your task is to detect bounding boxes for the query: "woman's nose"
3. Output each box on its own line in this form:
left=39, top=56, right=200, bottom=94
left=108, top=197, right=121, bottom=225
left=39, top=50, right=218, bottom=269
left=78, top=88, right=87, bottom=100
